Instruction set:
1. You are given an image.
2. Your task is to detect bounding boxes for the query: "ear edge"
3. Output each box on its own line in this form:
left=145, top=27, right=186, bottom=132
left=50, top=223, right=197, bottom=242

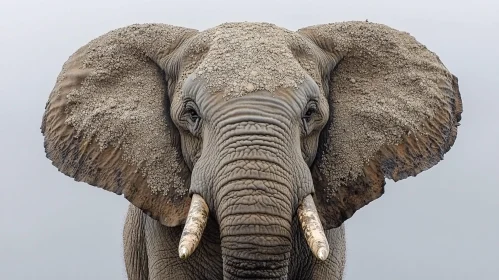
left=42, top=77, right=191, bottom=226
left=311, top=158, right=386, bottom=229
left=301, top=21, right=462, bottom=228
left=41, top=24, right=198, bottom=227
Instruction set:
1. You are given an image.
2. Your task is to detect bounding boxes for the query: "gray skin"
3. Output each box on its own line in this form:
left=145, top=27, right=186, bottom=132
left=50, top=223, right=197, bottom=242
left=125, top=208, right=345, bottom=280
left=41, top=22, right=462, bottom=280
left=123, top=78, right=346, bottom=279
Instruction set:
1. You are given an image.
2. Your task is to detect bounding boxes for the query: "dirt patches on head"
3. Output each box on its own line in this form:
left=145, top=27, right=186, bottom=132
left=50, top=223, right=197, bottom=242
left=172, top=22, right=323, bottom=99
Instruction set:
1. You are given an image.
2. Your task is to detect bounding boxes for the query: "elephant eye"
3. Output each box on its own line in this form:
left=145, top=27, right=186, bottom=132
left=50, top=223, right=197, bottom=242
left=302, top=101, right=319, bottom=135
left=304, top=107, right=316, bottom=118
left=186, top=108, right=199, bottom=121
left=303, top=102, right=318, bottom=121
left=183, top=100, right=201, bottom=134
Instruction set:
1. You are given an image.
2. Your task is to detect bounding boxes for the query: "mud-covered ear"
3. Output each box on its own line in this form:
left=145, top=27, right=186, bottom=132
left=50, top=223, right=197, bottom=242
left=41, top=24, right=198, bottom=226
left=298, top=21, right=462, bottom=229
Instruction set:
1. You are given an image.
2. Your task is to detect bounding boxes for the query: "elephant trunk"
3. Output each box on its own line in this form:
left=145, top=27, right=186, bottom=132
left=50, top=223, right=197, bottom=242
left=181, top=124, right=330, bottom=278
left=218, top=182, right=293, bottom=280
left=189, top=99, right=318, bottom=278
left=213, top=133, right=296, bottom=279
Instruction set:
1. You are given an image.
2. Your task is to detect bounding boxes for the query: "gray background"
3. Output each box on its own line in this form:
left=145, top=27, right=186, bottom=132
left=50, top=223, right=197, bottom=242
left=1, top=0, right=497, bottom=279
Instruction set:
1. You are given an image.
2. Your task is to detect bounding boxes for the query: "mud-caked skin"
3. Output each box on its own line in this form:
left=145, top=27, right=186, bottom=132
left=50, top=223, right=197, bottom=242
left=41, top=21, right=462, bottom=280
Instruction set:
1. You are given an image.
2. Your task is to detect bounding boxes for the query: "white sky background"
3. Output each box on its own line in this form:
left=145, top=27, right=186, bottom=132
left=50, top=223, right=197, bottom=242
left=1, top=0, right=497, bottom=279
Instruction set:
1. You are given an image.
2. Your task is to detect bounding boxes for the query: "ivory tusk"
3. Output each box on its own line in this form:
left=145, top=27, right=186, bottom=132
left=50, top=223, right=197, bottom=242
left=178, top=194, right=209, bottom=259
left=297, top=194, right=330, bottom=261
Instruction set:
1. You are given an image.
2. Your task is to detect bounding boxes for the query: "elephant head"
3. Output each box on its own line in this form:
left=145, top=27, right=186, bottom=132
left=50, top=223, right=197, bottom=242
left=41, top=21, right=462, bottom=279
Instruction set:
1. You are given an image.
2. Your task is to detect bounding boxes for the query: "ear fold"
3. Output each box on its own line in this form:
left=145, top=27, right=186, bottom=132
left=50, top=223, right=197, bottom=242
left=41, top=24, right=198, bottom=226
left=298, top=21, right=462, bottom=229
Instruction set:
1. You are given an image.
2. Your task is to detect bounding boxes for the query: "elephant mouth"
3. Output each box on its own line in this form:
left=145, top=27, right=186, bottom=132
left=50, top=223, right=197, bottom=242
left=178, top=193, right=329, bottom=261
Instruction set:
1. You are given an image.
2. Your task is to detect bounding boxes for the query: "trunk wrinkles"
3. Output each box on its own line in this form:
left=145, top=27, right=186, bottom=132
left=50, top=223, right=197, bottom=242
left=207, top=117, right=300, bottom=279
left=215, top=156, right=295, bottom=279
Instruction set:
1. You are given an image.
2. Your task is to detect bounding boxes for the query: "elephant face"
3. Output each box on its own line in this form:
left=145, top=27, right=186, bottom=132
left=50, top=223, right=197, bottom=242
left=169, top=25, right=331, bottom=210
left=41, top=22, right=462, bottom=279
left=173, top=76, right=328, bottom=202
left=169, top=24, right=329, bottom=173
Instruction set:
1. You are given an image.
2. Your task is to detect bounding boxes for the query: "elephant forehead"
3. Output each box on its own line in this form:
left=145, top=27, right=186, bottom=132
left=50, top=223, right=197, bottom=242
left=184, top=22, right=318, bottom=99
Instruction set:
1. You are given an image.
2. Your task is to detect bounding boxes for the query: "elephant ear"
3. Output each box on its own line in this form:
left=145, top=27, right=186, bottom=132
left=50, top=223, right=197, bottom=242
left=41, top=24, right=198, bottom=226
left=298, top=21, right=462, bottom=229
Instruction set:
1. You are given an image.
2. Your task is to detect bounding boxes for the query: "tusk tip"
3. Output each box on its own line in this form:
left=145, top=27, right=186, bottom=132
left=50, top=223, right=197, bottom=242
left=316, top=247, right=329, bottom=261
left=179, top=246, right=189, bottom=259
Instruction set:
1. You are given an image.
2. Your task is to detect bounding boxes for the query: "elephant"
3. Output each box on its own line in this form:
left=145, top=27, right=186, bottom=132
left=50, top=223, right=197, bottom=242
left=41, top=21, right=462, bottom=280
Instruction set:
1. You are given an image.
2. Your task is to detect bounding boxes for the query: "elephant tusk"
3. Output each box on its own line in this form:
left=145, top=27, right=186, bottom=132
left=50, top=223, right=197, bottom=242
left=297, top=194, right=330, bottom=261
left=178, top=194, right=209, bottom=259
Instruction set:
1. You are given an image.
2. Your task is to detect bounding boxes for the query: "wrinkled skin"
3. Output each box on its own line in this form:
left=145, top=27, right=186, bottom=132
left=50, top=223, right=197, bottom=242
left=41, top=22, right=462, bottom=280
left=125, top=206, right=345, bottom=279
left=124, top=77, right=346, bottom=279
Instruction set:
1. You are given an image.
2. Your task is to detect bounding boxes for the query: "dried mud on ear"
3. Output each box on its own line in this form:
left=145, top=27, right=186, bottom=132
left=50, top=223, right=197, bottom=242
left=299, top=21, right=462, bottom=229
left=41, top=24, right=197, bottom=227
